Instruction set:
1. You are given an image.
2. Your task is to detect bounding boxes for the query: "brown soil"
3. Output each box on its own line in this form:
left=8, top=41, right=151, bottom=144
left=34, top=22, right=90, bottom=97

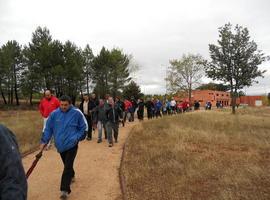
left=23, top=121, right=136, bottom=200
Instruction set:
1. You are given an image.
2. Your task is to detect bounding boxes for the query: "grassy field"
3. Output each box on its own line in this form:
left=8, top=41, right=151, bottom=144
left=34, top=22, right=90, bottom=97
left=122, top=108, right=270, bottom=200
left=0, top=110, right=43, bottom=154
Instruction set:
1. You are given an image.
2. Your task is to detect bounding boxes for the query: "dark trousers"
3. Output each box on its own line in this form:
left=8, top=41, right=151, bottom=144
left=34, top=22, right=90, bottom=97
left=137, top=110, right=144, bottom=120
left=106, top=122, right=119, bottom=144
left=123, top=111, right=128, bottom=123
left=155, top=110, right=162, bottom=118
left=147, top=109, right=152, bottom=119
left=84, top=114, right=92, bottom=139
left=60, top=145, right=78, bottom=193
left=130, top=112, right=135, bottom=122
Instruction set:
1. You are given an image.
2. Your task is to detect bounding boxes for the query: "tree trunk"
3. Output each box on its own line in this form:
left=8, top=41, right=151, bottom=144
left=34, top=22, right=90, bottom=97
left=79, top=81, right=83, bottom=101
left=0, top=88, right=7, bottom=104
left=14, top=73, right=20, bottom=105
left=188, top=88, right=192, bottom=106
left=232, top=96, right=236, bottom=114
left=71, top=95, right=76, bottom=106
left=10, top=78, right=14, bottom=105
left=11, top=88, right=13, bottom=105
left=7, top=78, right=11, bottom=104
left=231, top=90, right=236, bottom=114
left=14, top=85, right=19, bottom=105
left=112, top=90, right=116, bottom=99
left=8, top=90, right=11, bottom=104
left=86, top=74, right=90, bottom=95
left=29, top=91, right=33, bottom=106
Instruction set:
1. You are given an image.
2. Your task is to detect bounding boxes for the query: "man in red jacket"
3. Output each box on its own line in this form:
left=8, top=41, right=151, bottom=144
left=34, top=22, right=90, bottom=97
left=123, top=98, right=132, bottom=124
left=39, top=89, right=60, bottom=149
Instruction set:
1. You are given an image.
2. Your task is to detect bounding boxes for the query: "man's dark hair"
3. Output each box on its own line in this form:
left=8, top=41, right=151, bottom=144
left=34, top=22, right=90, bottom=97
left=59, top=95, right=72, bottom=104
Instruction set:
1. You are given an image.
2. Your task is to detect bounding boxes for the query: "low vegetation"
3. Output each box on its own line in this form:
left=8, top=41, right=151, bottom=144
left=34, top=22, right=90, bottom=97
left=122, top=108, right=270, bottom=200
left=0, top=110, right=43, bottom=154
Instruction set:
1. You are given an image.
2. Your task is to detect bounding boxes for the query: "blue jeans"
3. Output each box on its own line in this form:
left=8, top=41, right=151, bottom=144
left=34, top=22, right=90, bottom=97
left=97, top=121, right=106, bottom=140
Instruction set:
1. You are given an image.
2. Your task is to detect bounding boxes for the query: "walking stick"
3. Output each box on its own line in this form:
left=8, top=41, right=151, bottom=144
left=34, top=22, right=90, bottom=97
left=26, top=144, right=47, bottom=179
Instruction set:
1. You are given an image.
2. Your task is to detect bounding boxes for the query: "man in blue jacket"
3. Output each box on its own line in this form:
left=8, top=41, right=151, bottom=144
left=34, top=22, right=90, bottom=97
left=0, top=124, right=27, bottom=200
left=40, top=95, right=87, bottom=200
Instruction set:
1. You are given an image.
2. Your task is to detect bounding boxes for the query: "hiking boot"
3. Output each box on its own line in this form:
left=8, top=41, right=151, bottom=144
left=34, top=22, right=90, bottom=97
left=60, top=191, right=69, bottom=199
left=97, top=139, right=102, bottom=143
left=109, top=143, right=113, bottom=147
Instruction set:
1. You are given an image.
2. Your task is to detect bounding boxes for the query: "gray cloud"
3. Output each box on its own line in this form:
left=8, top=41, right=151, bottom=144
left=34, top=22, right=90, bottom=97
left=0, top=0, right=269, bottom=94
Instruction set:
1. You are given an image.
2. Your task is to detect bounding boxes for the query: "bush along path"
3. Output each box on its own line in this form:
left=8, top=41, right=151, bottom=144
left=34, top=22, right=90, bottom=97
left=23, top=121, right=138, bottom=200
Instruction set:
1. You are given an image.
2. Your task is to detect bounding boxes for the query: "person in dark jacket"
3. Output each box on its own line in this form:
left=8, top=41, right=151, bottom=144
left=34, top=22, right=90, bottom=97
left=79, top=93, right=98, bottom=140
left=89, top=93, right=99, bottom=130
left=194, top=100, right=200, bottom=111
left=115, top=96, right=125, bottom=112
left=40, top=95, right=87, bottom=199
left=145, top=98, right=154, bottom=119
left=130, top=97, right=138, bottom=122
left=137, top=98, right=145, bottom=121
left=0, top=124, right=27, bottom=200
left=79, top=94, right=92, bottom=140
left=105, top=97, right=123, bottom=147
left=115, top=96, right=125, bottom=126
left=94, top=99, right=107, bottom=143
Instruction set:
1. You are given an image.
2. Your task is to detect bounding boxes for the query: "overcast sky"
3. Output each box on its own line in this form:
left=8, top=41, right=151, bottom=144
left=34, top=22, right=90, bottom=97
left=1, top=0, right=269, bottom=95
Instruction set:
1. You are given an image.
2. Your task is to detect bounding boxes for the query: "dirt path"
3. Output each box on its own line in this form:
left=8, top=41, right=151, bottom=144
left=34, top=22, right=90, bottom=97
left=23, top=121, right=137, bottom=200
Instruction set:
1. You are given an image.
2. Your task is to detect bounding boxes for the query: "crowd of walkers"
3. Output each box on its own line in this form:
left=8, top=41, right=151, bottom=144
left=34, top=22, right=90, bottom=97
left=1, top=90, right=220, bottom=200
left=77, top=95, right=194, bottom=132
left=1, top=89, right=223, bottom=200
left=144, top=97, right=191, bottom=119
left=38, top=91, right=197, bottom=200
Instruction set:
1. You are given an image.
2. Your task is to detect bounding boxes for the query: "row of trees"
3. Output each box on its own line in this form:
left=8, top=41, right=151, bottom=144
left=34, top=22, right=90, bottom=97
left=166, top=23, right=268, bottom=114
left=0, top=27, right=137, bottom=105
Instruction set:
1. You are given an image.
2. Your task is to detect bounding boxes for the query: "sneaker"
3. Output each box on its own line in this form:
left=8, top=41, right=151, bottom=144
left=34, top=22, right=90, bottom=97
left=86, top=137, right=92, bottom=141
left=60, top=191, right=69, bottom=199
left=97, top=139, right=102, bottom=143
left=109, top=143, right=113, bottom=147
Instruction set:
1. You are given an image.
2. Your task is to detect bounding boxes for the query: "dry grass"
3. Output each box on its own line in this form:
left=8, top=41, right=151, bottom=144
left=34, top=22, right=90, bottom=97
left=122, top=108, right=270, bottom=200
left=0, top=110, right=43, bottom=154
